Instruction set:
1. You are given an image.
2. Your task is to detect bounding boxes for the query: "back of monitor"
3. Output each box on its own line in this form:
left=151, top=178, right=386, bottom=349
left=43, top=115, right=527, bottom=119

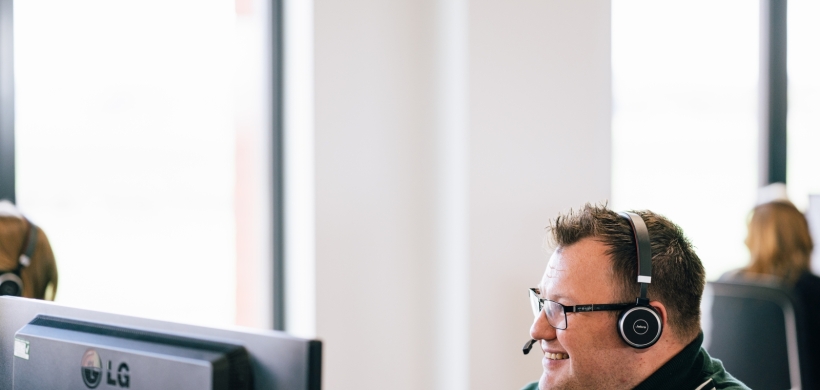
left=0, top=296, right=321, bottom=390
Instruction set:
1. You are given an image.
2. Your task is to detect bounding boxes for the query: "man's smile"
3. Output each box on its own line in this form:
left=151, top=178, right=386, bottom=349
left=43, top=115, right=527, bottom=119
left=545, top=352, right=569, bottom=360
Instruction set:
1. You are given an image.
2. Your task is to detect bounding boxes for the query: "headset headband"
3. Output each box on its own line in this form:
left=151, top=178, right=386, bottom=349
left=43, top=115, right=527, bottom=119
left=18, top=218, right=38, bottom=268
left=619, top=212, right=651, bottom=300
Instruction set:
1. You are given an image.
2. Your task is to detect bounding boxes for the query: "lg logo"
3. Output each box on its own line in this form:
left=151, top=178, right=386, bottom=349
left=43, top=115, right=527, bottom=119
left=81, top=349, right=130, bottom=389
left=80, top=350, right=102, bottom=388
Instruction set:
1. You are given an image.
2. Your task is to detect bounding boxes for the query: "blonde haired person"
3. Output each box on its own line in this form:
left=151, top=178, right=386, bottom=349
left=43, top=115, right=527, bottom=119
left=742, top=200, right=813, bottom=283
left=722, top=199, right=815, bottom=285
left=0, top=200, right=58, bottom=300
left=720, top=189, right=820, bottom=387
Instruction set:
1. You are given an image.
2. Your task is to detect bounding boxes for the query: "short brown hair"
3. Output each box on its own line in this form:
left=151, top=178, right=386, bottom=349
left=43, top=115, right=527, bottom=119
left=745, top=201, right=813, bottom=285
left=547, top=203, right=705, bottom=344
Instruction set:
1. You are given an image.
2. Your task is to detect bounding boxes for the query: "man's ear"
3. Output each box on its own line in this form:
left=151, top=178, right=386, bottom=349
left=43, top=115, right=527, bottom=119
left=648, top=300, right=669, bottom=328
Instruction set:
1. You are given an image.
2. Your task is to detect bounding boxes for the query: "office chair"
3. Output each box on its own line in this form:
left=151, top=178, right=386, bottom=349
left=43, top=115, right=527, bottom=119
left=702, top=281, right=813, bottom=390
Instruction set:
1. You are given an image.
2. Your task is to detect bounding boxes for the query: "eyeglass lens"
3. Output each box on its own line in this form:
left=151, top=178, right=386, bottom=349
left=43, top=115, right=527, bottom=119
left=529, top=290, right=568, bottom=330
left=529, top=290, right=542, bottom=317
left=545, top=300, right=567, bottom=330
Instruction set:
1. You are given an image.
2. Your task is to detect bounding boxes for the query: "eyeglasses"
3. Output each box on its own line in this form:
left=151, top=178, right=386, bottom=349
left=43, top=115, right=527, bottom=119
left=529, top=288, right=632, bottom=330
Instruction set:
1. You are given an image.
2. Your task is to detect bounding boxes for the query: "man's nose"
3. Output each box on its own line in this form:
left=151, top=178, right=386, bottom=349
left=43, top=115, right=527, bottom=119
left=530, top=309, right=557, bottom=343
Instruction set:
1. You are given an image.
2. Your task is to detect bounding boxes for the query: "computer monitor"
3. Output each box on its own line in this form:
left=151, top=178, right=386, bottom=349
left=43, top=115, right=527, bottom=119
left=0, top=296, right=321, bottom=389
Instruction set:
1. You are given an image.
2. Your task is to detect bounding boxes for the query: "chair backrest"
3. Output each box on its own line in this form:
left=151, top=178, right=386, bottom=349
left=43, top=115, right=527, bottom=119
left=702, top=281, right=811, bottom=390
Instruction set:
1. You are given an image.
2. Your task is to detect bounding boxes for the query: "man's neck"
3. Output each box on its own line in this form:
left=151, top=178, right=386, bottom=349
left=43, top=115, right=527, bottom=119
left=630, top=335, right=689, bottom=387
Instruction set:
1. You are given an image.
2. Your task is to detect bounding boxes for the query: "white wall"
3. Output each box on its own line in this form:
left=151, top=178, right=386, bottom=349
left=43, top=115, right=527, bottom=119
left=313, top=1, right=436, bottom=389
left=468, top=1, right=611, bottom=388
left=299, top=1, right=611, bottom=389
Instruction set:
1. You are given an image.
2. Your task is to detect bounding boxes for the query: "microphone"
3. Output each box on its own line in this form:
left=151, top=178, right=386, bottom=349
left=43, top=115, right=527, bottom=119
left=523, top=339, right=537, bottom=355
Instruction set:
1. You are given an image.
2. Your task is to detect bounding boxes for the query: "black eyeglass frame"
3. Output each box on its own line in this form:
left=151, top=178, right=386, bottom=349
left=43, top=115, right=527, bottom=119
left=529, top=288, right=633, bottom=330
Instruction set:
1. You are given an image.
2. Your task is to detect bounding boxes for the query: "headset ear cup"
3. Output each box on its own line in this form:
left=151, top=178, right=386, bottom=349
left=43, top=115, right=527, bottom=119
left=618, top=306, right=662, bottom=349
left=0, top=273, right=23, bottom=297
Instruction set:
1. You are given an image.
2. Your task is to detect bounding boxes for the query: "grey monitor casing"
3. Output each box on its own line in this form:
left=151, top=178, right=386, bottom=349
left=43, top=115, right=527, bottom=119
left=0, top=297, right=321, bottom=390
left=13, top=315, right=247, bottom=390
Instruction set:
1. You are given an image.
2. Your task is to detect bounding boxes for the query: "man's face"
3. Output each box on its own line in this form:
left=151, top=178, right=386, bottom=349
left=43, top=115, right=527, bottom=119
left=530, top=238, right=636, bottom=389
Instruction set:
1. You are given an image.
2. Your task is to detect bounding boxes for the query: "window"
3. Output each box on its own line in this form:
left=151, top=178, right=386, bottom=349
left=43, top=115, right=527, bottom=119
left=612, top=0, right=759, bottom=278
left=787, top=0, right=820, bottom=211
left=14, top=0, right=273, bottom=328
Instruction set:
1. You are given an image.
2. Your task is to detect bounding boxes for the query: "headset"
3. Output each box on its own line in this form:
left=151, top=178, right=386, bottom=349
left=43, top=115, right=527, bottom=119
left=616, top=211, right=662, bottom=349
left=522, top=211, right=662, bottom=354
left=0, top=218, right=38, bottom=297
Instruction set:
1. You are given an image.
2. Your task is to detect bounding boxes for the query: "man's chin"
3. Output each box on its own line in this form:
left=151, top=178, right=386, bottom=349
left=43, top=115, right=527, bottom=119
left=540, top=368, right=571, bottom=390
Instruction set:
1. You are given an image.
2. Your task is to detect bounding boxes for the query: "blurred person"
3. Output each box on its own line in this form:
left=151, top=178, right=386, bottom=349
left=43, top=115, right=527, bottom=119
left=0, top=200, right=58, bottom=300
left=521, top=204, right=747, bottom=390
left=721, top=199, right=815, bottom=284
left=720, top=184, right=820, bottom=387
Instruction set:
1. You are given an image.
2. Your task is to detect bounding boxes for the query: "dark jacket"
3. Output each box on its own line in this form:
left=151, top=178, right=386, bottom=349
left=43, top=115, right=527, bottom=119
left=519, top=332, right=749, bottom=390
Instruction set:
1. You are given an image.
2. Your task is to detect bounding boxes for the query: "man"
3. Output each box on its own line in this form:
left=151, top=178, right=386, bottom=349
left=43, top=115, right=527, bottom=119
left=521, top=204, right=748, bottom=390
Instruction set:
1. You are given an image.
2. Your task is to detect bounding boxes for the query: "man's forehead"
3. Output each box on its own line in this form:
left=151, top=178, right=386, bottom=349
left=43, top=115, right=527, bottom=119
left=540, top=250, right=562, bottom=278
left=537, top=249, right=566, bottom=291
left=537, top=240, right=617, bottom=299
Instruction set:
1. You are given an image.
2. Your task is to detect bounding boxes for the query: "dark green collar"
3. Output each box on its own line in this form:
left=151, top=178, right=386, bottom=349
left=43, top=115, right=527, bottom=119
left=633, top=332, right=705, bottom=390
